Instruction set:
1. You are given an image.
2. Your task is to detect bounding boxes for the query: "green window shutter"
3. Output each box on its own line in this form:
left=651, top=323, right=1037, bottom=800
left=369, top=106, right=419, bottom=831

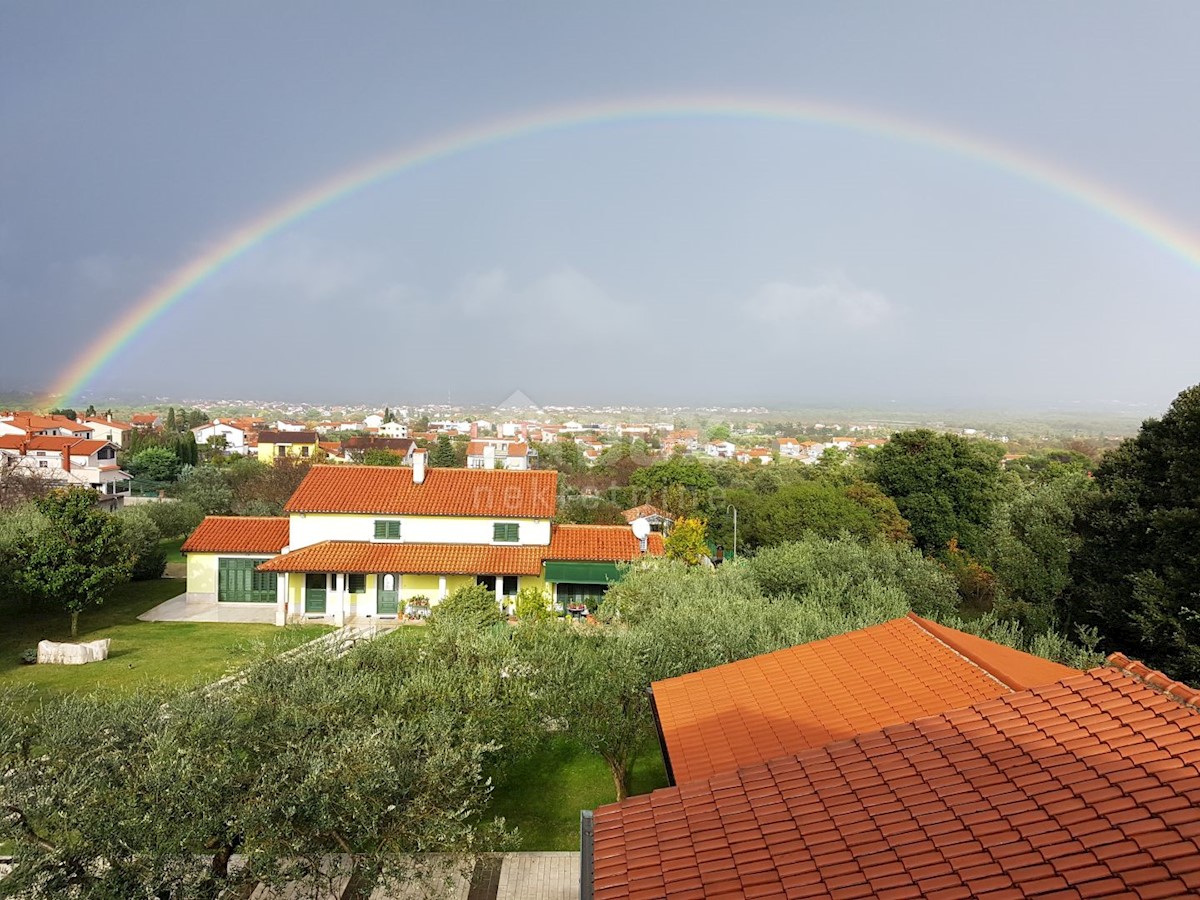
left=348, top=573, right=366, bottom=593
left=374, top=520, right=401, bottom=540
left=493, top=522, right=518, bottom=542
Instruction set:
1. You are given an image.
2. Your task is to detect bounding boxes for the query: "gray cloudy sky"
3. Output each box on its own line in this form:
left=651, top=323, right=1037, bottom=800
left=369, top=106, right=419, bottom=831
left=2, top=2, right=1199, bottom=409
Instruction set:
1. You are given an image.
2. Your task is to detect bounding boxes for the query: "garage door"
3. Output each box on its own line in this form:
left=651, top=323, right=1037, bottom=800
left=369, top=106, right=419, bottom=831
left=218, top=558, right=276, bottom=603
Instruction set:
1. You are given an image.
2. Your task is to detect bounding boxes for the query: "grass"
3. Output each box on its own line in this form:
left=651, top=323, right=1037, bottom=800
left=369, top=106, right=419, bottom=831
left=488, top=737, right=669, bottom=850
left=160, top=536, right=186, bottom=564
left=0, top=578, right=330, bottom=703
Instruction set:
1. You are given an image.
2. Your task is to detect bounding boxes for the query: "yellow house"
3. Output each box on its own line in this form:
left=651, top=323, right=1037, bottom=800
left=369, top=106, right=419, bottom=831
left=181, top=451, right=664, bottom=626
left=255, top=429, right=320, bottom=464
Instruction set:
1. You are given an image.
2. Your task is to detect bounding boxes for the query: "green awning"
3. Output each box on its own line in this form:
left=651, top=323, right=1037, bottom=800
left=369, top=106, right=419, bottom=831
left=544, top=561, right=623, bottom=584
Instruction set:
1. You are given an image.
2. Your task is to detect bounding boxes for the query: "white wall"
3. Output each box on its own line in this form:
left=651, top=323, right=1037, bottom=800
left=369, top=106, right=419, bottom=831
left=288, top=514, right=552, bottom=549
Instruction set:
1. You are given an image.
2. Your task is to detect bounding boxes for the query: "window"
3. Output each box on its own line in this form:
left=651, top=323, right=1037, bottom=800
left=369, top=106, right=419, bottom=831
left=347, top=573, right=367, bottom=593
left=97, top=447, right=115, bottom=460
left=218, top=558, right=276, bottom=603
left=38, top=461, right=47, bottom=468
left=374, top=520, right=401, bottom=540
left=493, top=522, right=519, bottom=543
left=301, top=446, right=310, bottom=457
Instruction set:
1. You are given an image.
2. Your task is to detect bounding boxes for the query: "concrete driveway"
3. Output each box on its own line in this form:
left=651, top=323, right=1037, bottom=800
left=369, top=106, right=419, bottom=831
left=138, top=594, right=277, bottom=624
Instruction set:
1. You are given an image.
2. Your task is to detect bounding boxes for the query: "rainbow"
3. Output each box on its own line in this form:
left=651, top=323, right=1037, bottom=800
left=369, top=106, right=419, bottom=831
left=45, top=93, right=1200, bottom=405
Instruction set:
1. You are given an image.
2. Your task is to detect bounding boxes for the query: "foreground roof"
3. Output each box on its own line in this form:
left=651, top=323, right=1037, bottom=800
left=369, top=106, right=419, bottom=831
left=284, top=465, right=558, bottom=519
left=546, top=524, right=664, bottom=561
left=593, top=659, right=1200, bottom=899
left=651, top=614, right=1078, bottom=785
left=181, top=516, right=291, bottom=554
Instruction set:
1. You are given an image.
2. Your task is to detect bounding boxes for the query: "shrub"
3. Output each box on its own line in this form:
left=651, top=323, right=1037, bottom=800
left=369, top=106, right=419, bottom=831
left=514, top=586, right=552, bottom=621
left=428, top=584, right=504, bottom=631
left=20, top=647, right=36, bottom=665
left=139, top=499, right=205, bottom=539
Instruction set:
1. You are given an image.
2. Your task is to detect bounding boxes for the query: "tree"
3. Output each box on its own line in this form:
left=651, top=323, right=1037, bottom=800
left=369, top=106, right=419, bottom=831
left=362, top=448, right=405, bottom=466
left=985, top=474, right=1094, bottom=631
left=1063, top=384, right=1200, bottom=680
left=12, top=488, right=133, bottom=635
left=84, top=404, right=97, bottom=418
left=0, top=638, right=517, bottom=897
left=139, top=499, right=204, bottom=538
left=165, top=406, right=177, bottom=432
left=429, top=433, right=457, bottom=468
left=127, top=446, right=183, bottom=483
left=48, top=407, right=78, bottom=421
left=663, top=517, right=708, bottom=565
left=115, top=506, right=167, bottom=580
left=176, top=465, right=234, bottom=515
left=869, top=430, right=1006, bottom=556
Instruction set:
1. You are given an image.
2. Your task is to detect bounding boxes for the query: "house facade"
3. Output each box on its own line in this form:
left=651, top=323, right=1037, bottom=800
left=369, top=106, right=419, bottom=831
left=466, top=439, right=533, bottom=470
left=81, top=416, right=133, bottom=448
left=181, top=454, right=663, bottom=625
left=0, top=435, right=131, bottom=508
left=256, top=430, right=321, bottom=463
left=192, top=420, right=250, bottom=454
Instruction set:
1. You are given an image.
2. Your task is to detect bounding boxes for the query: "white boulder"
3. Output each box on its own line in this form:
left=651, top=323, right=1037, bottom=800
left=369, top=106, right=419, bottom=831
left=36, top=639, right=111, bottom=665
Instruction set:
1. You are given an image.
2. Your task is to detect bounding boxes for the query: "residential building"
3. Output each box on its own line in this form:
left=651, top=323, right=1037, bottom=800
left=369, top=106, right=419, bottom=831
left=466, top=439, right=533, bottom=470
left=181, top=455, right=664, bottom=625
left=273, top=420, right=309, bottom=433
left=775, top=436, right=802, bottom=458
left=583, top=618, right=1200, bottom=899
left=80, top=415, right=133, bottom=448
left=0, top=412, right=94, bottom=440
left=621, top=504, right=672, bottom=533
left=735, top=447, right=773, bottom=464
left=663, top=429, right=699, bottom=453
left=256, top=430, right=320, bottom=463
left=363, top=414, right=385, bottom=430
left=0, top=435, right=131, bottom=508
left=192, top=419, right=249, bottom=454
left=704, top=440, right=736, bottom=459
left=340, top=436, right=415, bottom=464
left=130, top=413, right=161, bottom=431
left=377, top=421, right=409, bottom=440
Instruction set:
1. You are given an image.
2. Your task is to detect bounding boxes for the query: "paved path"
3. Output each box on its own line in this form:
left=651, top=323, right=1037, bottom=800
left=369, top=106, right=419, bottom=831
left=370, top=854, right=578, bottom=900
left=138, top=593, right=277, bottom=623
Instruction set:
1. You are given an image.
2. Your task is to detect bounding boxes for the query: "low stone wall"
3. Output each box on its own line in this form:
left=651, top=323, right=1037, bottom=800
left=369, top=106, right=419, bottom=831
left=37, top=638, right=111, bottom=665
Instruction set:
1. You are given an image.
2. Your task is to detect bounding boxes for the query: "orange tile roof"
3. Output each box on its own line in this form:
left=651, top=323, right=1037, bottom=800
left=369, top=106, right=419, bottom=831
left=546, top=524, right=664, bottom=560
left=0, top=435, right=113, bottom=455
left=651, top=614, right=1077, bottom=785
left=913, top=613, right=1080, bottom=691
left=284, top=465, right=558, bottom=519
left=593, top=659, right=1200, bottom=899
left=257, top=524, right=663, bottom=575
left=257, top=540, right=546, bottom=575
left=181, top=516, right=290, bottom=554
left=622, top=504, right=669, bottom=523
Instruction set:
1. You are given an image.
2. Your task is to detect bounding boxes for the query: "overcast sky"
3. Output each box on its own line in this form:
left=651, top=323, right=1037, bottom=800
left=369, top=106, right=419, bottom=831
left=2, top=3, right=1199, bottom=410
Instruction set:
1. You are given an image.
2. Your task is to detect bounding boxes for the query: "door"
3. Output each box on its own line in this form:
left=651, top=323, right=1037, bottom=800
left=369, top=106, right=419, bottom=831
left=305, top=573, right=327, bottom=614
left=377, top=573, right=399, bottom=616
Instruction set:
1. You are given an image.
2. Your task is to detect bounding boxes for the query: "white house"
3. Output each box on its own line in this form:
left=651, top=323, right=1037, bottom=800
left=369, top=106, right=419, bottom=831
left=705, top=440, right=736, bottom=459
left=0, top=435, right=131, bottom=508
left=192, top=420, right=249, bottom=454
left=363, top=414, right=385, bottom=430
left=80, top=416, right=133, bottom=448
left=378, top=421, right=409, bottom=439
left=273, top=420, right=309, bottom=433
left=467, top=439, right=533, bottom=470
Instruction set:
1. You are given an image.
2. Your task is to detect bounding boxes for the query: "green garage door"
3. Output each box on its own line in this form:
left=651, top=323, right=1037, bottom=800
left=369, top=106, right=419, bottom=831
left=218, top=558, right=276, bottom=603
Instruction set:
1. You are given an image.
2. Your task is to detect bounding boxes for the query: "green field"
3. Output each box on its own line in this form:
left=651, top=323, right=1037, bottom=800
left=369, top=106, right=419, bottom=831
left=0, top=578, right=329, bottom=701
left=489, top=737, right=669, bottom=850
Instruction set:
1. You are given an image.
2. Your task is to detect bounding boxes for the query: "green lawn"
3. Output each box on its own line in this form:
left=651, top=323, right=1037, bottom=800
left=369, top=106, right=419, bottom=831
left=0, top=578, right=330, bottom=702
left=488, top=737, right=669, bottom=850
left=161, top=536, right=186, bottom=564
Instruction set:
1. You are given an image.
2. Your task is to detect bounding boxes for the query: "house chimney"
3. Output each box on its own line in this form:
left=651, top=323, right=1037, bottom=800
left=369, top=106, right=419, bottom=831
left=470, top=421, right=478, bottom=439
left=483, top=443, right=496, bottom=469
left=61, top=447, right=71, bottom=472
left=413, top=448, right=427, bottom=484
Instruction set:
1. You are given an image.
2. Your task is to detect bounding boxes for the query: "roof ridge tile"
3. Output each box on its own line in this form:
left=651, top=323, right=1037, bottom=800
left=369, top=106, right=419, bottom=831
left=1105, top=653, right=1200, bottom=710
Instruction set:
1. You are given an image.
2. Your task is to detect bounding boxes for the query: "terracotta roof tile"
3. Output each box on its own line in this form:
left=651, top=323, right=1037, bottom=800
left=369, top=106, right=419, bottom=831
left=546, top=524, right=664, bottom=561
left=650, top=615, right=1079, bottom=785
left=257, top=540, right=546, bottom=575
left=284, top=464, right=558, bottom=518
left=256, top=524, right=663, bottom=575
left=594, top=665, right=1200, bottom=899
left=181, top=516, right=290, bottom=554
